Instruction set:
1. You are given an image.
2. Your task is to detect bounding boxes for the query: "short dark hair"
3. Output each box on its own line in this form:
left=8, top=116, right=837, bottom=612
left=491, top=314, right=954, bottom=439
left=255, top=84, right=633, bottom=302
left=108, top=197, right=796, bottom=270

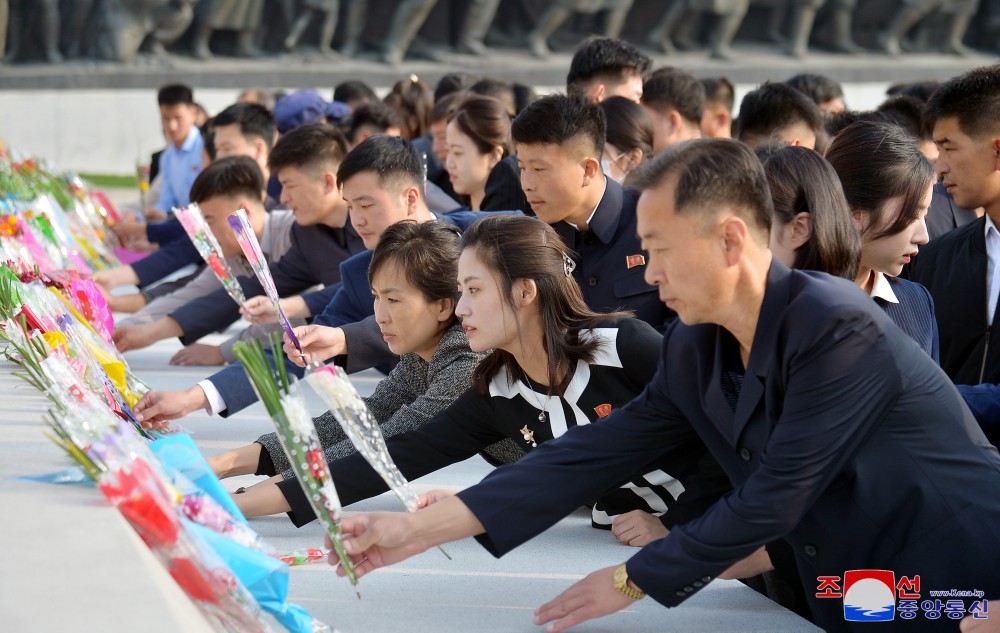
left=212, top=102, right=277, bottom=151
left=567, top=36, right=650, bottom=96
left=158, top=83, right=194, bottom=107
left=630, top=139, right=773, bottom=240
left=762, top=146, right=860, bottom=280
left=468, top=78, right=517, bottom=116
left=342, top=102, right=405, bottom=144
left=511, top=94, right=605, bottom=157
left=701, top=77, right=735, bottom=113
left=430, top=92, right=462, bottom=124
left=873, top=95, right=931, bottom=142
left=599, top=96, right=654, bottom=158
left=886, top=80, right=940, bottom=103
left=202, top=131, right=217, bottom=162
left=785, top=73, right=844, bottom=106
left=268, top=122, right=347, bottom=176
left=369, top=220, right=462, bottom=328
left=337, top=135, right=425, bottom=193
left=434, top=72, right=479, bottom=99
left=449, top=95, right=513, bottom=156
left=825, top=120, right=934, bottom=241
left=642, top=67, right=705, bottom=125
left=333, top=80, right=378, bottom=107
left=512, top=82, right=538, bottom=115
left=924, top=64, right=1000, bottom=140
left=189, top=155, right=264, bottom=205
left=737, top=82, right=823, bottom=145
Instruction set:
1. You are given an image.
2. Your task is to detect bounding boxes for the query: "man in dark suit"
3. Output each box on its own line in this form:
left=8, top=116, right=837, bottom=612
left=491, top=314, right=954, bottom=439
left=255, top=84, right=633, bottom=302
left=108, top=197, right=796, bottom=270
left=133, top=136, right=504, bottom=425
left=909, top=65, right=1000, bottom=385
left=332, top=139, right=1000, bottom=633
left=513, top=94, right=673, bottom=332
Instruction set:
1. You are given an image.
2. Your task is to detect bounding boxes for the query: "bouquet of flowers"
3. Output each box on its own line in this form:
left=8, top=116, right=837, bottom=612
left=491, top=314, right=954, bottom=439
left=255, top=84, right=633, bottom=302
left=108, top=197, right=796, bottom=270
left=175, top=203, right=246, bottom=307
left=305, top=364, right=450, bottom=558
left=226, top=208, right=301, bottom=352
left=232, top=333, right=358, bottom=591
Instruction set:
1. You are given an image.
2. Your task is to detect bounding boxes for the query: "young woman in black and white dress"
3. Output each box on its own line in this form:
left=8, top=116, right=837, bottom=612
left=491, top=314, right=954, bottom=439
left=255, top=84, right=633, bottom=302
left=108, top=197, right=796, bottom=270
left=239, top=214, right=727, bottom=530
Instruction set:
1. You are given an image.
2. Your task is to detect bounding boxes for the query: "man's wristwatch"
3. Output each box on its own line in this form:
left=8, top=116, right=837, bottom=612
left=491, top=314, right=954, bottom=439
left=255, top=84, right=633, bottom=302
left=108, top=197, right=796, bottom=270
left=612, top=564, right=646, bottom=601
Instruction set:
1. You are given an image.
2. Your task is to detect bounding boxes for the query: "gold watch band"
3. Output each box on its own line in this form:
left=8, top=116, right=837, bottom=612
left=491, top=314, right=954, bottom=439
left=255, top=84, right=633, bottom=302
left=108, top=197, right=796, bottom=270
left=613, top=563, right=646, bottom=601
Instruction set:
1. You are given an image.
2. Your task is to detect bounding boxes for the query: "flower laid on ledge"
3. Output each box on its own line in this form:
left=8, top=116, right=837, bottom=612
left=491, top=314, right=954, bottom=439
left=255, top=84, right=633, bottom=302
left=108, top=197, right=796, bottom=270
left=175, top=203, right=247, bottom=307
left=227, top=207, right=302, bottom=352
left=232, top=332, right=359, bottom=592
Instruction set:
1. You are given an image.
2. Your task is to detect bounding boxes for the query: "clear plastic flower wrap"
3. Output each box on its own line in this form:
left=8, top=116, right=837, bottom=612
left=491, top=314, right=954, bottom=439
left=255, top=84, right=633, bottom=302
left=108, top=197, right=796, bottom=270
left=232, top=334, right=359, bottom=592
left=175, top=203, right=247, bottom=306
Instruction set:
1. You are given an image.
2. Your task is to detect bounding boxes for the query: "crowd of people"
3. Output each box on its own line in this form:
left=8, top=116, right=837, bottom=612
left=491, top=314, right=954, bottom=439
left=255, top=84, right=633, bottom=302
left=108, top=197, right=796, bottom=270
left=96, top=34, right=1000, bottom=632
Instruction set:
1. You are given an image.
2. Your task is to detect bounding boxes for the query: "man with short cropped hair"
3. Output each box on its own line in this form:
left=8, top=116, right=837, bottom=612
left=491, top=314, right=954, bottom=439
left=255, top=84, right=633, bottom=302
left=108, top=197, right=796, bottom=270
left=153, top=84, right=204, bottom=215
left=699, top=77, right=734, bottom=139
left=736, top=82, right=823, bottom=150
left=566, top=36, right=651, bottom=104
left=909, top=64, right=1000, bottom=386
left=513, top=94, right=672, bottom=332
left=641, top=67, right=704, bottom=152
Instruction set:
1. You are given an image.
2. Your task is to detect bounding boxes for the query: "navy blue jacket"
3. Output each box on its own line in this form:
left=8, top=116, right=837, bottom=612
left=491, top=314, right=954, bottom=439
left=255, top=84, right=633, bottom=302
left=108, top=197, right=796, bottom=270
left=554, top=178, right=674, bottom=332
left=132, top=238, right=202, bottom=289
left=457, top=262, right=1000, bottom=633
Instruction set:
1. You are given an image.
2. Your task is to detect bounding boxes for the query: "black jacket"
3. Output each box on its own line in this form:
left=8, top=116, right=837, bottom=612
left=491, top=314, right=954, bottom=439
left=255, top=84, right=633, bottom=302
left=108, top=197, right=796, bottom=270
left=908, top=215, right=1000, bottom=384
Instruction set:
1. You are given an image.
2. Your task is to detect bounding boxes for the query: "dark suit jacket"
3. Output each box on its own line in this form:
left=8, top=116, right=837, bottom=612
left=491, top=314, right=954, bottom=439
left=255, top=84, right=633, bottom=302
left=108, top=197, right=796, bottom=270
left=926, top=182, right=978, bottom=243
left=908, top=216, right=1000, bottom=384
left=457, top=261, right=1000, bottom=633
left=553, top=178, right=675, bottom=332
left=207, top=210, right=511, bottom=417
left=132, top=238, right=202, bottom=289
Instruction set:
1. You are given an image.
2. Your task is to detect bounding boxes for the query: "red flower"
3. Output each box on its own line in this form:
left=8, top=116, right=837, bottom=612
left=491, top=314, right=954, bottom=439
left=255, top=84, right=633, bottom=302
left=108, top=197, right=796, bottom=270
left=207, top=254, right=227, bottom=279
left=306, top=448, right=328, bottom=481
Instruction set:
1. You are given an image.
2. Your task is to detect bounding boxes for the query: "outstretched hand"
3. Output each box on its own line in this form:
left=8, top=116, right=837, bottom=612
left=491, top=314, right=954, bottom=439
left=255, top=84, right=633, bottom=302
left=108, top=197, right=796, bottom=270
left=133, top=386, right=208, bottom=429
left=283, top=324, right=345, bottom=367
left=328, top=512, right=428, bottom=580
left=534, top=566, right=637, bottom=632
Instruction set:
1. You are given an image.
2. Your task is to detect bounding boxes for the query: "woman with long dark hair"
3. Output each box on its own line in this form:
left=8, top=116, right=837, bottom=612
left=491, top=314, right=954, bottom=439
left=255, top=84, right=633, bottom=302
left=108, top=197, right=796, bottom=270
left=237, top=215, right=726, bottom=531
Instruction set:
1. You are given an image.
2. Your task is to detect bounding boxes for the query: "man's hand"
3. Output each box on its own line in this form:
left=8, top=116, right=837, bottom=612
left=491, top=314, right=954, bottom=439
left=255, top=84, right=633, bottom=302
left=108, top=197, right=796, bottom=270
left=285, top=324, right=346, bottom=367
left=133, top=386, right=210, bottom=429
left=332, top=512, right=428, bottom=580
left=241, top=296, right=277, bottom=325
left=611, top=510, right=668, bottom=547
left=113, top=324, right=157, bottom=352
left=143, top=208, right=168, bottom=222
left=106, top=292, right=148, bottom=313
left=92, top=266, right=140, bottom=290
left=170, top=343, right=225, bottom=366
left=113, top=317, right=182, bottom=352
left=110, top=217, right=148, bottom=242
left=416, top=489, right=456, bottom=509
left=534, top=566, right=638, bottom=632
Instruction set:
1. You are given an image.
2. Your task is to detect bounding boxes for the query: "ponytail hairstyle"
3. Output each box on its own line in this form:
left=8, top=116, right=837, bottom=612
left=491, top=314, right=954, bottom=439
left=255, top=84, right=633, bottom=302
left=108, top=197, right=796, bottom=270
left=461, top=215, right=629, bottom=396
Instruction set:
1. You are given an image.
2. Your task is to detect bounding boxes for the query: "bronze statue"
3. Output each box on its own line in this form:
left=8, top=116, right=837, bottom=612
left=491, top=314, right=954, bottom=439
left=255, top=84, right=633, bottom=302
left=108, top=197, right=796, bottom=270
left=191, top=0, right=265, bottom=58
left=457, top=0, right=502, bottom=56
left=283, top=0, right=339, bottom=54
left=379, top=0, right=502, bottom=64
left=878, top=0, right=980, bottom=57
left=7, top=0, right=62, bottom=63
left=647, top=0, right=749, bottom=60
left=97, top=0, right=197, bottom=63
left=772, top=0, right=861, bottom=58
left=0, top=0, right=7, bottom=61
left=528, top=0, right=635, bottom=59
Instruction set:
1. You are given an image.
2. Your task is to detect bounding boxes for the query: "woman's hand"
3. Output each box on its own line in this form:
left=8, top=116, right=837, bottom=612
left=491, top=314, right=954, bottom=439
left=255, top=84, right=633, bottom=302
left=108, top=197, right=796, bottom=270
left=611, top=510, right=668, bottom=547
left=416, top=489, right=456, bottom=508
left=284, top=324, right=346, bottom=367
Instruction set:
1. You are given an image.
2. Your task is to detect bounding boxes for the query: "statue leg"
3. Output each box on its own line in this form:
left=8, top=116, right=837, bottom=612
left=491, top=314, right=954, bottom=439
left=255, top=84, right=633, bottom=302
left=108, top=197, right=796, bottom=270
left=707, top=0, right=749, bottom=60
left=340, top=0, right=366, bottom=57
left=878, top=0, right=938, bottom=57
left=40, top=0, right=62, bottom=63
left=829, top=0, right=862, bottom=54
left=646, top=0, right=691, bottom=54
left=766, top=0, right=789, bottom=44
left=381, top=0, right=438, bottom=65
left=284, top=9, right=315, bottom=51
left=527, top=4, right=573, bottom=58
left=603, top=0, right=635, bottom=38
left=319, top=2, right=340, bottom=54
left=945, top=2, right=979, bottom=57
left=458, top=0, right=500, bottom=55
left=0, top=0, right=8, bottom=61
left=785, top=1, right=818, bottom=58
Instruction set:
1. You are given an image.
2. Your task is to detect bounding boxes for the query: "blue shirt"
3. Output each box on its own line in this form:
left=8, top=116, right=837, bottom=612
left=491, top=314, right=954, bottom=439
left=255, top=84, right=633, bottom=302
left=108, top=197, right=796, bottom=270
left=154, top=126, right=203, bottom=212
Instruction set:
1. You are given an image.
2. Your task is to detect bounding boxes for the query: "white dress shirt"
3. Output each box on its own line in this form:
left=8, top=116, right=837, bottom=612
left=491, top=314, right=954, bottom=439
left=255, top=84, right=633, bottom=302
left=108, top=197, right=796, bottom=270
left=985, top=215, right=1000, bottom=325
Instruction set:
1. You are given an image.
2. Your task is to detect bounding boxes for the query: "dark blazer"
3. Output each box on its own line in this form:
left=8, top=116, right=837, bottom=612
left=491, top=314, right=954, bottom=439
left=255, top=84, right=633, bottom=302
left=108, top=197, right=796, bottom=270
left=926, top=182, right=978, bottom=243
left=457, top=262, right=1000, bottom=633
left=908, top=215, right=1000, bottom=384
left=553, top=178, right=674, bottom=332
left=207, top=210, right=510, bottom=417
left=170, top=221, right=366, bottom=345
left=875, top=276, right=939, bottom=362
left=481, top=155, right=529, bottom=213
